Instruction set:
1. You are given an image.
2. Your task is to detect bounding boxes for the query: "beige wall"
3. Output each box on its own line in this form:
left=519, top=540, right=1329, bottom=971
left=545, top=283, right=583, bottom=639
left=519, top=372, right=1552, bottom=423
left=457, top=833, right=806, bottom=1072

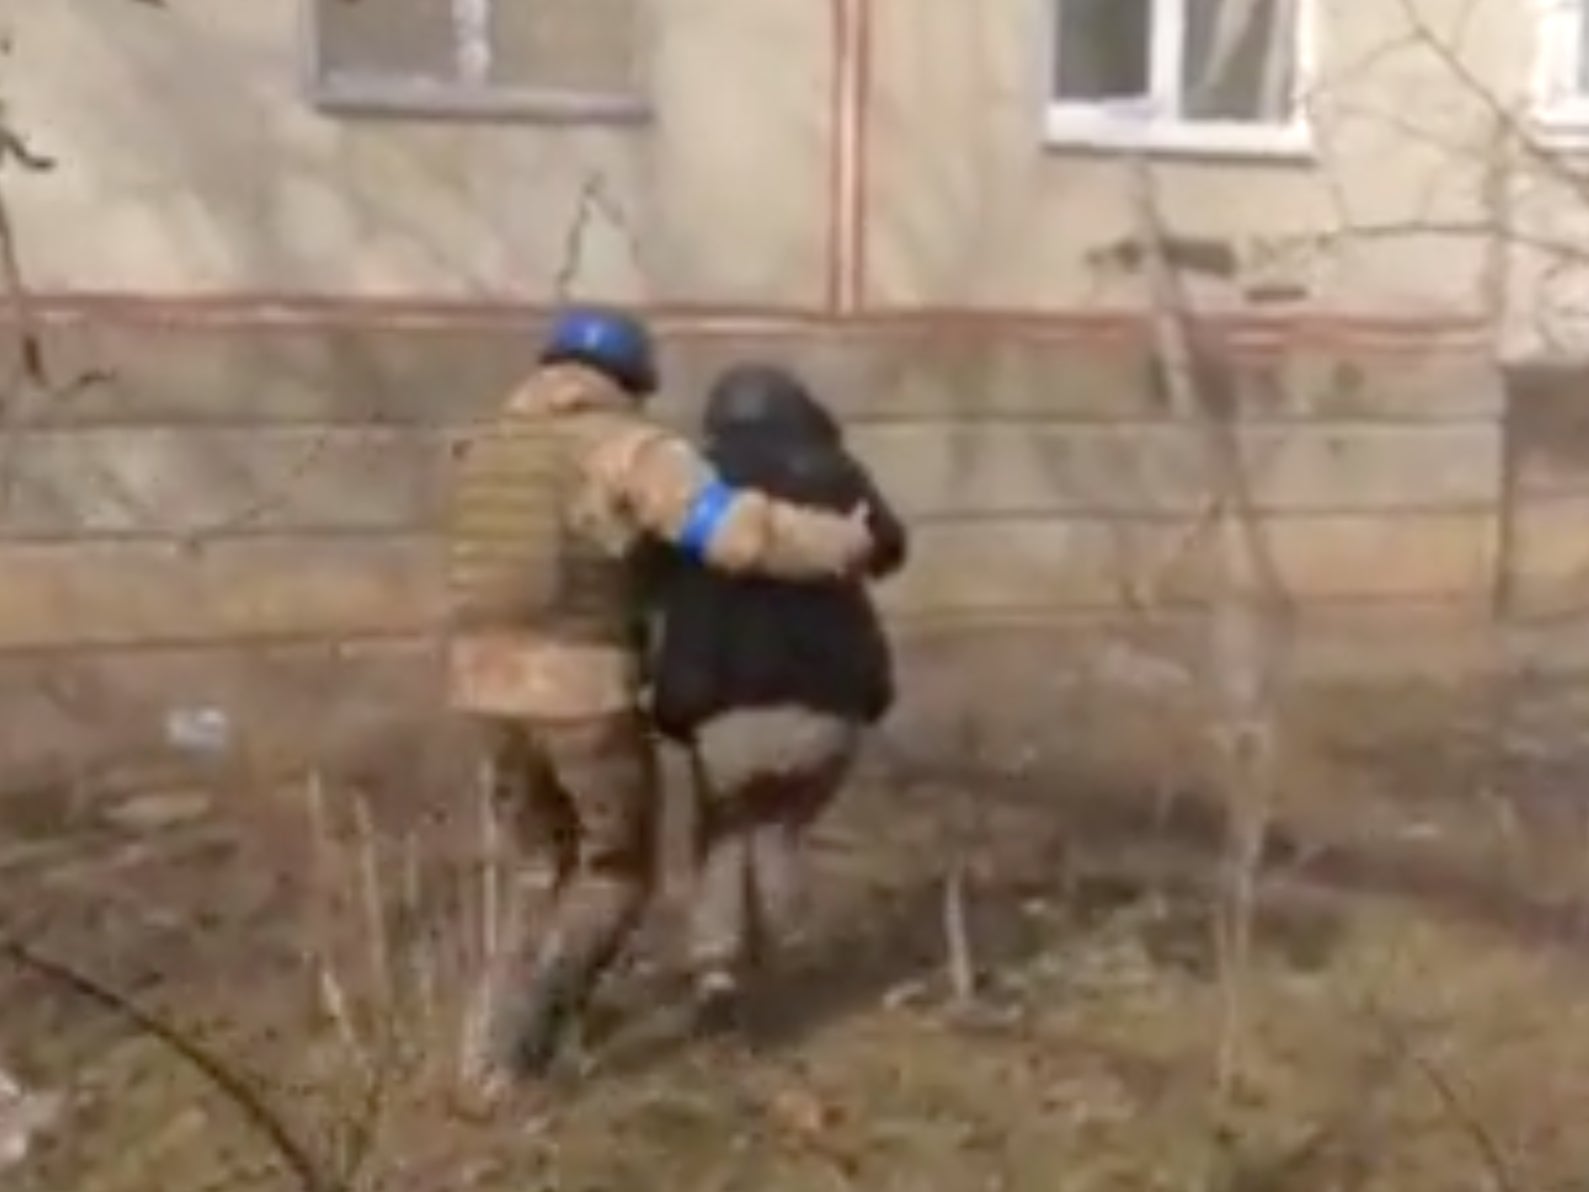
left=863, top=0, right=1530, bottom=317
left=0, top=0, right=1552, bottom=320
left=2, top=0, right=834, bottom=307
left=2, top=0, right=1586, bottom=788
left=0, top=318, right=1513, bottom=788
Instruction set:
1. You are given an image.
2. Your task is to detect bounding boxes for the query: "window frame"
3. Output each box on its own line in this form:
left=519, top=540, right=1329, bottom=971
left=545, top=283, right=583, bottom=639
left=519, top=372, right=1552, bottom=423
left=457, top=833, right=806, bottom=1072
left=1532, top=0, right=1589, bottom=144
left=298, top=0, right=651, bottom=124
left=1045, top=0, right=1317, bottom=160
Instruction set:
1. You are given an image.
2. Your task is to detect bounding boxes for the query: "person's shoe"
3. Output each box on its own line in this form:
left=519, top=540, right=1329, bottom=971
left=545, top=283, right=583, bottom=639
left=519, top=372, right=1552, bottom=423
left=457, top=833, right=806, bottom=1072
left=450, top=1063, right=557, bottom=1126
left=690, top=968, right=744, bottom=1039
left=451, top=1064, right=519, bottom=1123
left=461, top=970, right=573, bottom=1099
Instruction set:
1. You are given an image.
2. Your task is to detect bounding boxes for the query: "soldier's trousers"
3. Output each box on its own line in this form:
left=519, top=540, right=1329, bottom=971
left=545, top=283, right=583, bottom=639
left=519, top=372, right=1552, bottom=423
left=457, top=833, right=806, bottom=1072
left=473, top=711, right=658, bottom=1076
left=687, top=706, right=859, bottom=979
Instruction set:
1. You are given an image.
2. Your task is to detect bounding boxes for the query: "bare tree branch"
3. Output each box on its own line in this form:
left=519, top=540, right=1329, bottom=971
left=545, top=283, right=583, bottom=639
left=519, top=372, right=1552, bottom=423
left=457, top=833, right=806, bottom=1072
left=0, top=934, right=338, bottom=1192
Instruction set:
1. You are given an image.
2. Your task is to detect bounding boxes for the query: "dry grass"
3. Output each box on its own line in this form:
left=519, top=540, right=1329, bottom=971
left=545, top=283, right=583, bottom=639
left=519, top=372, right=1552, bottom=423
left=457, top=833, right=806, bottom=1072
left=4, top=674, right=1589, bottom=1190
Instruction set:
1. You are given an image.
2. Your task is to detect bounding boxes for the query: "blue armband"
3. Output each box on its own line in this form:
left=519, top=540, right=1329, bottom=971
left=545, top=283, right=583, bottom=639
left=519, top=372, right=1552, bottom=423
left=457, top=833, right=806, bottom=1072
left=676, top=477, right=738, bottom=561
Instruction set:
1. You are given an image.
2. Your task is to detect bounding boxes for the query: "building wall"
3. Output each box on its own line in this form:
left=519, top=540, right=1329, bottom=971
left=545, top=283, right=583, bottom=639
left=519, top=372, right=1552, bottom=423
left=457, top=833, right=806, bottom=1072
left=3, top=0, right=835, bottom=307
left=2, top=0, right=1541, bottom=314
left=860, top=0, right=1526, bottom=316
left=0, top=0, right=1579, bottom=787
left=0, top=309, right=1512, bottom=789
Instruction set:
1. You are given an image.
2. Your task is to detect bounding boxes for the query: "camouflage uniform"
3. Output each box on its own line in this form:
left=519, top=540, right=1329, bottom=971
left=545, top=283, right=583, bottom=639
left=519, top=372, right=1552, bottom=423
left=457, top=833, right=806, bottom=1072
left=445, top=359, right=871, bottom=1086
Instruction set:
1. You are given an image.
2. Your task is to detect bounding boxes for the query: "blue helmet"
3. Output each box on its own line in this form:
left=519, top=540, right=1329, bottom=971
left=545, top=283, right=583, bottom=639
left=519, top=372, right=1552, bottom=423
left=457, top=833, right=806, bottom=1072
left=539, top=307, right=658, bottom=397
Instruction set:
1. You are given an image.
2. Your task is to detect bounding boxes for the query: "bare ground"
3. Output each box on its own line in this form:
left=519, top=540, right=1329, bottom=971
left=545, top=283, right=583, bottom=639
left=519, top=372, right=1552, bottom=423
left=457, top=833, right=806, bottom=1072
left=6, top=672, right=1589, bottom=1191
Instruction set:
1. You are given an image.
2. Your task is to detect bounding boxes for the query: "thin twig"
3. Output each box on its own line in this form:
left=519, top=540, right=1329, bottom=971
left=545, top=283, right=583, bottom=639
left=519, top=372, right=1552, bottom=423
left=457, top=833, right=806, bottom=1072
left=1393, top=0, right=1589, bottom=211
left=0, top=935, right=336, bottom=1192
left=1130, top=154, right=1289, bottom=1113
left=460, top=758, right=504, bottom=1078
left=1361, top=998, right=1523, bottom=1192
left=942, top=864, right=975, bottom=1004
left=335, top=1037, right=399, bottom=1192
left=305, top=772, right=364, bottom=1063
left=402, top=831, right=438, bottom=1031
left=479, top=759, right=502, bottom=970
left=351, top=793, right=393, bottom=1014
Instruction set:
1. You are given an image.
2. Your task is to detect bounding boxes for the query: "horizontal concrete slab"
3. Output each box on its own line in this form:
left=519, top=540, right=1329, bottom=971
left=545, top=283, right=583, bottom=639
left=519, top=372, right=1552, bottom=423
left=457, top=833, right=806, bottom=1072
left=0, top=637, right=440, bottom=786
left=0, top=509, right=1499, bottom=649
left=0, top=417, right=1494, bottom=543
left=0, top=427, right=442, bottom=538
left=12, top=324, right=533, bottom=427
left=878, top=601, right=1498, bottom=770
left=1502, top=495, right=1589, bottom=619
left=0, top=538, right=441, bottom=649
left=0, top=602, right=1516, bottom=802
left=882, top=511, right=1498, bottom=613
left=11, top=322, right=1504, bottom=429
left=853, top=420, right=1499, bottom=518
left=665, top=335, right=1505, bottom=425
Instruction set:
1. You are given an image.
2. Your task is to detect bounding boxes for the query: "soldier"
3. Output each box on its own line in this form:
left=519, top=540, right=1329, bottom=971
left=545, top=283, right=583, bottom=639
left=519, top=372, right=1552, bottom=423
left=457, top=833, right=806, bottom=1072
left=444, top=311, right=877, bottom=1101
left=647, top=362, right=907, bottom=1031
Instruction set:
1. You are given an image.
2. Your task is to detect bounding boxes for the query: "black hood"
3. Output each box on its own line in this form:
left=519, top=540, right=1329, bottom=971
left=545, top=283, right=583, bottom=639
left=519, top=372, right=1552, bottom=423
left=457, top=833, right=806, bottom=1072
left=703, top=363, right=840, bottom=447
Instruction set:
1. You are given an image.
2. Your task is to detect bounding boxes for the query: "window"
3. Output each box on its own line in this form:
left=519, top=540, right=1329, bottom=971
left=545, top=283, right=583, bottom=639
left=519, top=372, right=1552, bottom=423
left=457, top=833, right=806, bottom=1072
left=1534, top=0, right=1589, bottom=139
left=1049, top=0, right=1312, bottom=156
left=303, top=0, right=648, bottom=121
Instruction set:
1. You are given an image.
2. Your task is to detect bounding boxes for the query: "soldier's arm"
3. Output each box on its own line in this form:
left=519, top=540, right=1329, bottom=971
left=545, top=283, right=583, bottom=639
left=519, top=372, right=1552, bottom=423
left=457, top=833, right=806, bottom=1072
left=592, top=424, right=873, bottom=581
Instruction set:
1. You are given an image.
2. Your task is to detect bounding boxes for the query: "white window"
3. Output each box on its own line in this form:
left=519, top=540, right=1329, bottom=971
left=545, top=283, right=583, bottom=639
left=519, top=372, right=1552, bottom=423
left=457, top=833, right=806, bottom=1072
left=1048, top=0, right=1313, bottom=157
left=302, top=0, right=648, bottom=121
left=1534, top=0, right=1589, bottom=139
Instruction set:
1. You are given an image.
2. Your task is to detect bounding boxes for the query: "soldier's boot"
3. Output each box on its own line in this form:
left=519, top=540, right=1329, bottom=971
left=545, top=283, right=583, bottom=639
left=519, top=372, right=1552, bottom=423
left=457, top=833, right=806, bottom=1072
left=489, top=962, right=581, bottom=1080
left=500, top=865, right=648, bottom=1078
left=691, top=967, right=745, bottom=1038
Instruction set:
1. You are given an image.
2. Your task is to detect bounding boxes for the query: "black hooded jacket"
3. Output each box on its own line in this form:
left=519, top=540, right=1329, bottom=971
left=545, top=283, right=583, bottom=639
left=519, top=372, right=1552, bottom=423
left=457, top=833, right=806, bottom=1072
left=647, top=365, right=906, bottom=741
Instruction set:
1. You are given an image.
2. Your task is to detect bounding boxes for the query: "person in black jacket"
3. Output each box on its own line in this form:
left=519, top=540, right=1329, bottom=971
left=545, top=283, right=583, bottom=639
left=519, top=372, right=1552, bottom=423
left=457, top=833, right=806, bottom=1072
left=646, top=361, right=908, bottom=1027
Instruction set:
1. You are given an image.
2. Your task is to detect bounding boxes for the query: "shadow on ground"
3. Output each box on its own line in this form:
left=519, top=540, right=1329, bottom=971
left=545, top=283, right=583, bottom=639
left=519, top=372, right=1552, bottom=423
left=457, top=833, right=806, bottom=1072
left=597, top=690, right=1589, bottom=1079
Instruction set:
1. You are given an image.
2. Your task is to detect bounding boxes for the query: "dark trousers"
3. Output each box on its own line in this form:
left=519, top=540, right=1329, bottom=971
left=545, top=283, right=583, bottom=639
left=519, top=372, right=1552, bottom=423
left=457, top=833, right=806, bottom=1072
left=686, top=706, right=858, bottom=977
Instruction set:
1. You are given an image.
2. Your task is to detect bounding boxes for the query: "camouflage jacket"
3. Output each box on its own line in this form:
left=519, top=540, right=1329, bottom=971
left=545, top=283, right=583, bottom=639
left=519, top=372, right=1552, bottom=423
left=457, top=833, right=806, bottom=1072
left=444, top=363, right=873, bottom=721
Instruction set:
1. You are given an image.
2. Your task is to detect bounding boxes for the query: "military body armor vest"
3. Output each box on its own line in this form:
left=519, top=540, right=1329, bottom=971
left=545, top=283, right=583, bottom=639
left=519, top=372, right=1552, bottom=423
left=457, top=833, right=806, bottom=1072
left=446, top=400, right=638, bottom=649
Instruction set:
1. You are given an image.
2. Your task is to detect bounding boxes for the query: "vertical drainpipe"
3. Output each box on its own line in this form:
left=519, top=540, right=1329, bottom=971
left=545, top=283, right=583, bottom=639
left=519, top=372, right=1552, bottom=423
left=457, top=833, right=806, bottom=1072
left=455, top=0, right=492, bottom=83
left=830, top=0, right=867, bottom=315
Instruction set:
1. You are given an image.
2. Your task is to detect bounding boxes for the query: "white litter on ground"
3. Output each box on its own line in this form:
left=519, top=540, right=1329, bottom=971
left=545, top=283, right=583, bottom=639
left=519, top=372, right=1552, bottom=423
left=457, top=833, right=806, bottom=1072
left=0, top=1066, right=62, bottom=1170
